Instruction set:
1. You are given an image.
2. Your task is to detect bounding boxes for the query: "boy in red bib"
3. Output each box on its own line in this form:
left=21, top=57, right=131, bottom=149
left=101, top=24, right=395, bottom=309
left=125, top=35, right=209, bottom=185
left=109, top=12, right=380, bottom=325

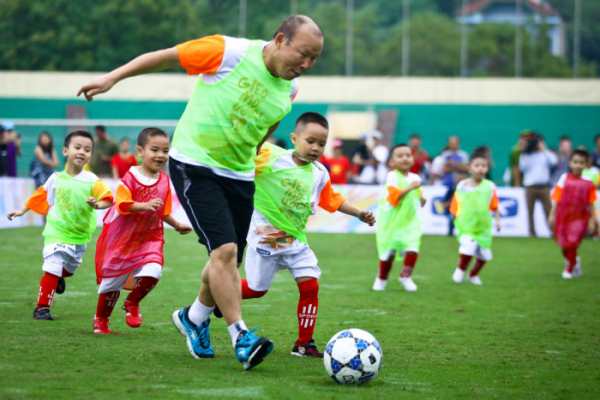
left=548, top=149, right=597, bottom=279
left=94, top=128, right=192, bottom=334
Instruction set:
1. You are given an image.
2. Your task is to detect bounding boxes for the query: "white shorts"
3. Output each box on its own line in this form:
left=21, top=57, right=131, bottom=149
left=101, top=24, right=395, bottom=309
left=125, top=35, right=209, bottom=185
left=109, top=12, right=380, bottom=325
left=379, top=248, right=419, bottom=261
left=98, top=263, right=163, bottom=294
left=245, top=246, right=321, bottom=292
left=459, top=235, right=493, bottom=261
left=42, top=244, right=87, bottom=277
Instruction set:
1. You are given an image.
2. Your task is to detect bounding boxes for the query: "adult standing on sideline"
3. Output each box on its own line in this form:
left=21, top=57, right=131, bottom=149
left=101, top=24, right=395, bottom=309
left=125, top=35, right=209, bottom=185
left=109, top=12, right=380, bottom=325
left=1, top=120, right=21, bottom=177
left=592, top=134, right=600, bottom=169
left=519, top=134, right=557, bottom=237
left=89, top=126, right=119, bottom=178
left=77, top=15, right=323, bottom=370
left=30, top=131, right=59, bottom=188
left=440, top=136, right=468, bottom=235
left=509, top=131, right=533, bottom=187
left=551, top=136, right=572, bottom=186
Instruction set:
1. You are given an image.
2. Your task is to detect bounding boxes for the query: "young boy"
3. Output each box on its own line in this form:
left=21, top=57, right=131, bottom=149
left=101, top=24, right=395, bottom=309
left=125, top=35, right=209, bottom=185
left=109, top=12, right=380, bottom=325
left=94, top=128, right=192, bottom=334
left=450, top=152, right=500, bottom=285
left=548, top=149, right=597, bottom=279
left=215, top=112, right=375, bottom=357
left=373, top=144, right=426, bottom=292
left=7, top=131, right=113, bottom=320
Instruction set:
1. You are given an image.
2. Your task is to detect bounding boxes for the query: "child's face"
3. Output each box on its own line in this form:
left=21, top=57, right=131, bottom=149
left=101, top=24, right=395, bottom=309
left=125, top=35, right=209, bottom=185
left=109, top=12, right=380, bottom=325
left=40, top=134, right=51, bottom=148
left=291, top=122, right=328, bottom=162
left=63, top=136, right=93, bottom=168
left=569, top=154, right=587, bottom=175
left=389, top=146, right=414, bottom=172
left=137, top=135, right=170, bottom=173
left=120, top=140, right=131, bottom=153
left=468, top=157, right=489, bottom=180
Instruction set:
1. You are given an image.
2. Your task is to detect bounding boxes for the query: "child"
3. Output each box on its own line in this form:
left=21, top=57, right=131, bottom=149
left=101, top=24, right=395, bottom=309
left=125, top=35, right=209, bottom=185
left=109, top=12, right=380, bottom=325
left=548, top=149, right=597, bottom=279
left=373, top=144, right=426, bottom=292
left=215, top=112, right=375, bottom=357
left=93, top=128, right=192, bottom=334
left=450, top=152, right=500, bottom=285
left=7, top=131, right=113, bottom=320
left=111, top=137, right=138, bottom=179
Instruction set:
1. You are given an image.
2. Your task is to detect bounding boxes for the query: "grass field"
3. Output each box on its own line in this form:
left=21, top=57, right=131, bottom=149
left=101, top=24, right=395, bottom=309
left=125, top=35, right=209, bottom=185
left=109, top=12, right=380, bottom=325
left=1, top=228, right=599, bottom=400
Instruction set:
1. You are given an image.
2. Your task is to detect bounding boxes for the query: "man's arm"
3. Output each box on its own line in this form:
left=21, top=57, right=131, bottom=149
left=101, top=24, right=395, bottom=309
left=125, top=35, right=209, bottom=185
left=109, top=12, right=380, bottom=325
left=78, top=48, right=181, bottom=101
left=257, top=121, right=281, bottom=151
left=512, top=166, right=522, bottom=187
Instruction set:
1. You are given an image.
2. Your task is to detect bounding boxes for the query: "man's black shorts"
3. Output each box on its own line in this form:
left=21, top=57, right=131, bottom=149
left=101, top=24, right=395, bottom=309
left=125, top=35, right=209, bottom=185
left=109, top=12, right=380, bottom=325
left=169, top=157, right=255, bottom=264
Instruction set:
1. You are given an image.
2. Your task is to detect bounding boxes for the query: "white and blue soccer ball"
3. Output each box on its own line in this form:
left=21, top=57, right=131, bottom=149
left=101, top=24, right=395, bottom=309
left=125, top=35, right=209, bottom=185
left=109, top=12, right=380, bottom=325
left=324, top=328, right=382, bottom=385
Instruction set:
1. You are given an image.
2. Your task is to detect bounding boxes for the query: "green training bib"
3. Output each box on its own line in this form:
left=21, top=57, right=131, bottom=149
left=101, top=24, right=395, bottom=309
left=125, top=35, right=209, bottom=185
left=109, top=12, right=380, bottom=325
left=454, top=179, right=493, bottom=250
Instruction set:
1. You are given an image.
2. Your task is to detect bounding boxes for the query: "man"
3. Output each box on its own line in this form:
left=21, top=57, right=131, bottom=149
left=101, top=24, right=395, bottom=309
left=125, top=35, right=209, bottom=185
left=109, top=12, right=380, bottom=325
left=0, top=121, right=21, bottom=177
left=519, top=134, right=557, bottom=238
left=550, top=136, right=571, bottom=186
left=78, top=15, right=323, bottom=370
left=352, top=132, right=371, bottom=179
left=89, top=126, right=119, bottom=178
left=440, top=136, right=468, bottom=235
left=509, top=130, right=534, bottom=187
left=354, top=131, right=388, bottom=184
left=592, top=134, right=600, bottom=169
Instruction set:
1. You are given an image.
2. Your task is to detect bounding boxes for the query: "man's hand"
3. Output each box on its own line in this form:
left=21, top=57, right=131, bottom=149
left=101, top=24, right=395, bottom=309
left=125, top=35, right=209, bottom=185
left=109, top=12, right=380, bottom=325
left=77, top=74, right=117, bottom=102
left=176, top=223, right=193, bottom=235
left=142, top=199, right=164, bottom=212
left=358, top=210, right=376, bottom=226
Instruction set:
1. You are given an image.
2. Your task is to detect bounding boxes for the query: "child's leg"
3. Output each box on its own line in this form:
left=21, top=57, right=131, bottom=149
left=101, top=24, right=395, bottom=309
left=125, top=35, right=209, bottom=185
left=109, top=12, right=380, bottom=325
left=400, top=251, right=418, bottom=278
left=37, top=272, right=59, bottom=308
left=453, top=236, right=476, bottom=283
left=458, top=254, right=473, bottom=271
left=241, top=278, right=268, bottom=299
left=126, top=263, right=163, bottom=304
left=469, top=259, right=486, bottom=277
left=378, top=249, right=395, bottom=280
left=563, top=248, right=577, bottom=274
left=97, top=274, right=128, bottom=320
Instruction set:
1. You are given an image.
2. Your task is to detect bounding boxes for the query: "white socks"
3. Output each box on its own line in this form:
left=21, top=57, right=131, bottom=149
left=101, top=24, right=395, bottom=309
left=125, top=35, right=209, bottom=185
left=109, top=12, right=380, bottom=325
left=228, top=320, right=249, bottom=347
left=188, top=297, right=214, bottom=326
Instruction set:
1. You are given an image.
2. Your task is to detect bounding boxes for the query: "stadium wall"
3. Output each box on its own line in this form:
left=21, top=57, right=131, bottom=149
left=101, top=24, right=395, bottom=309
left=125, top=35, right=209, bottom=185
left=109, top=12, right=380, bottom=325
left=1, top=72, right=599, bottom=182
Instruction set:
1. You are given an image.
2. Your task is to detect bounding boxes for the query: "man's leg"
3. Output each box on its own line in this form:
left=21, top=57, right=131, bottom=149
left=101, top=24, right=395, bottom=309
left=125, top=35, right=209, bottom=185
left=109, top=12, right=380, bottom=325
left=540, top=186, right=552, bottom=219
left=525, top=186, right=537, bottom=237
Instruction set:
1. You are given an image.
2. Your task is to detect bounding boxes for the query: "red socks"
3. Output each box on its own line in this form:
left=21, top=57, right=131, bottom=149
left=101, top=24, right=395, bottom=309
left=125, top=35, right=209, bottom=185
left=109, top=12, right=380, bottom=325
left=96, top=291, right=121, bottom=319
left=562, top=248, right=577, bottom=273
left=458, top=254, right=472, bottom=271
left=241, top=279, right=267, bottom=299
left=400, top=252, right=418, bottom=278
left=297, top=279, right=319, bottom=345
left=37, top=273, right=59, bottom=307
left=378, top=260, right=393, bottom=280
left=125, top=277, right=159, bottom=304
left=469, top=259, right=486, bottom=277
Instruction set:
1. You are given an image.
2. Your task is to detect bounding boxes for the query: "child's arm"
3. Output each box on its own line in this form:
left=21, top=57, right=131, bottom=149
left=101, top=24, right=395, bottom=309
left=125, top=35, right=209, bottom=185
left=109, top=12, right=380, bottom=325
left=163, top=214, right=193, bottom=235
left=86, top=197, right=113, bottom=210
left=547, top=202, right=557, bottom=231
left=398, top=181, right=421, bottom=200
left=588, top=204, right=596, bottom=235
left=494, top=209, right=501, bottom=232
left=123, top=198, right=165, bottom=213
left=7, top=206, right=30, bottom=220
left=112, top=166, right=120, bottom=180
left=337, top=201, right=376, bottom=226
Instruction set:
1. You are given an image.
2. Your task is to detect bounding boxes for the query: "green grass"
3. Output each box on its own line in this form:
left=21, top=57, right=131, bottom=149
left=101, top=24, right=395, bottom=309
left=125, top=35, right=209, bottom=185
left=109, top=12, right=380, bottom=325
left=1, top=228, right=599, bottom=399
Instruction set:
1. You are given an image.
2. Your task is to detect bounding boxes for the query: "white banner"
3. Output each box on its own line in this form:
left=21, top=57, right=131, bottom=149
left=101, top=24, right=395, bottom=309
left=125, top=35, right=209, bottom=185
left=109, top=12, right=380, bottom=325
left=1, top=178, right=597, bottom=238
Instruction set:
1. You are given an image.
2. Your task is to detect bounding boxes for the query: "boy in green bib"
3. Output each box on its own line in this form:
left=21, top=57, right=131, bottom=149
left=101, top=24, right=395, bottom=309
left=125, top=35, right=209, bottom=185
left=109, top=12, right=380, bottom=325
left=449, top=152, right=501, bottom=285
left=374, top=144, right=426, bottom=292
left=7, top=131, right=113, bottom=321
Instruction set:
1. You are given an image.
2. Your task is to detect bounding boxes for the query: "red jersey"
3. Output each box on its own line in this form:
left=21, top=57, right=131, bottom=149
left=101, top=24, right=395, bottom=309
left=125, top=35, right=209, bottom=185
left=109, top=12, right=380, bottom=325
left=410, top=149, right=429, bottom=175
left=321, top=155, right=351, bottom=184
left=111, top=153, right=138, bottom=179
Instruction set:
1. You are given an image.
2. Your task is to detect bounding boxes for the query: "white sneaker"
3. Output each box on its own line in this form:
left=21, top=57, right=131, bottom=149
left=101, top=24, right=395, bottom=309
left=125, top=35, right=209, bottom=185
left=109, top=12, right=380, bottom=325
left=372, top=277, right=387, bottom=291
left=562, top=270, right=572, bottom=279
left=399, top=277, right=417, bottom=292
left=572, top=257, right=582, bottom=277
left=452, top=268, right=465, bottom=283
left=468, top=275, right=482, bottom=285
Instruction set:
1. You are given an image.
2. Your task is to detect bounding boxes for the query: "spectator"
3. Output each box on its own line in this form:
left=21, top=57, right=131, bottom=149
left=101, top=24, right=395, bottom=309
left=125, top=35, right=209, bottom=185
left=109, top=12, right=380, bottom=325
left=321, top=140, right=352, bottom=184
left=1, top=120, right=21, bottom=177
left=519, top=133, right=557, bottom=238
left=111, top=138, right=138, bottom=179
left=550, top=136, right=572, bottom=186
left=473, top=145, right=494, bottom=180
left=371, top=131, right=389, bottom=184
left=352, top=132, right=371, bottom=177
left=30, top=131, right=59, bottom=188
left=592, top=134, right=600, bottom=169
left=441, top=136, right=469, bottom=187
left=430, top=146, right=448, bottom=186
left=409, top=133, right=429, bottom=178
left=509, top=131, right=533, bottom=187
left=89, top=125, right=119, bottom=178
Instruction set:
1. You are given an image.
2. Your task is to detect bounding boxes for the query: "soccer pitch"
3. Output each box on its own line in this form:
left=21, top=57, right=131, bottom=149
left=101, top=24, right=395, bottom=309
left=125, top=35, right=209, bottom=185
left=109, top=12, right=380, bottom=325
left=1, top=228, right=599, bottom=399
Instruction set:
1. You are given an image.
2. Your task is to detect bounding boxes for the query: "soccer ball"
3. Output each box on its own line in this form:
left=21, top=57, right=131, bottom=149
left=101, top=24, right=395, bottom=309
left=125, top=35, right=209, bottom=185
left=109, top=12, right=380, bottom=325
left=323, top=328, right=382, bottom=385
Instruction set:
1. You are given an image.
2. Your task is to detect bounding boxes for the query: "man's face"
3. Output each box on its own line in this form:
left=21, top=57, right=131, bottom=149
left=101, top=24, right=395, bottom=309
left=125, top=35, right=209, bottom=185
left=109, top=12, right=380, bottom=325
left=409, top=137, right=421, bottom=150
left=559, top=139, right=571, bottom=154
left=95, top=129, right=107, bottom=141
left=448, top=137, right=459, bottom=151
left=274, top=25, right=323, bottom=80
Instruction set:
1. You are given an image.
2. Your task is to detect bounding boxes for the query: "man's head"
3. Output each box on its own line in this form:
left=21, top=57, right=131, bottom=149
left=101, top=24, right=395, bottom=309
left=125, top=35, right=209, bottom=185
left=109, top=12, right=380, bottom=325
left=559, top=136, right=571, bottom=155
left=270, top=15, right=323, bottom=80
left=409, top=134, right=421, bottom=150
left=569, top=149, right=589, bottom=176
left=95, top=125, right=107, bottom=141
left=447, top=136, right=460, bottom=151
left=291, top=112, right=329, bottom=163
left=372, top=131, right=383, bottom=146
left=594, top=134, right=600, bottom=150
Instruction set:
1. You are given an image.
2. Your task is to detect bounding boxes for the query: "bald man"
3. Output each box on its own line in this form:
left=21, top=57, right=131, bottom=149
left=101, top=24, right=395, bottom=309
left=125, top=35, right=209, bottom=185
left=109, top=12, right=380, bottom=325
left=79, top=15, right=324, bottom=370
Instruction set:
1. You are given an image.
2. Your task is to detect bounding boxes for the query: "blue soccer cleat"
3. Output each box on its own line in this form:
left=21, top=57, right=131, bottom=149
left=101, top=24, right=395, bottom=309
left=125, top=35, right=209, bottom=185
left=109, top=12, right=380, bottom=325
left=235, top=328, right=274, bottom=370
left=172, top=306, right=215, bottom=359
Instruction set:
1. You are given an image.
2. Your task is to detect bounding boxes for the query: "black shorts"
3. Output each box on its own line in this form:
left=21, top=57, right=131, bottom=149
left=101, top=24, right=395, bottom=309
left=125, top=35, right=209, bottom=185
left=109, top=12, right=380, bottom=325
left=169, top=157, right=255, bottom=264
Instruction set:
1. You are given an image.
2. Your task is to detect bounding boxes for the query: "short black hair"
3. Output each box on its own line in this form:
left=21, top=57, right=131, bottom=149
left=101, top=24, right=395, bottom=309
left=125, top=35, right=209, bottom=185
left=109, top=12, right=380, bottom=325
left=409, top=133, right=421, bottom=140
left=64, top=130, right=94, bottom=149
left=120, top=137, right=130, bottom=144
left=390, top=143, right=409, bottom=153
left=273, top=15, right=323, bottom=45
left=559, top=135, right=570, bottom=142
left=137, top=127, right=169, bottom=148
left=94, top=125, right=106, bottom=132
left=295, top=112, right=328, bottom=132
left=469, top=150, right=488, bottom=164
left=570, top=148, right=589, bottom=162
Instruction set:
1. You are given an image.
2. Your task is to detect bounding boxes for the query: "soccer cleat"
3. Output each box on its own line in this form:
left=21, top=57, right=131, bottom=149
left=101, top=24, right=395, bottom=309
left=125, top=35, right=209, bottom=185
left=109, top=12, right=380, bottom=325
left=123, top=301, right=142, bottom=328
left=172, top=306, right=215, bottom=359
left=468, top=275, right=483, bottom=285
left=291, top=339, right=323, bottom=358
left=56, top=277, right=66, bottom=295
left=235, top=328, right=274, bottom=370
left=452, top=268, right=465, bottom=283
left=33, top=306, right=54, bottom=321
left=93, top=316, right=118, bottom=334
left=572, top=257, right=582, bottom=277
left=372, top=277, right=387, bottom=291
left=562, top=270, right=572, bottom=279
left=399, top=277, right=417, bottom=291
left=213, top=305, right=223, bottom=319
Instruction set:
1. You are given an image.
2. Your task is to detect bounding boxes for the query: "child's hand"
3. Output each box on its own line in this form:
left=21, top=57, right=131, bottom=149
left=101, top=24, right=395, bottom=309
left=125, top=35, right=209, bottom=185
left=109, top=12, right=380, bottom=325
left=547, top=215, right=555, bottom=231
left=588, top=219, right=596, bottom=235
left=358, top=210, right=376, bottom=226
left=408, top=181, right=421, bottom=192
left=86, top=197, right=99, bottom=209
left=420, top=197, right=427, bottom=207
left=176, top=222, right=193, bottom=235
left=142, top=199, right=164, bottom=212
left=7, top=209, right=26, bottom=221
left=496, top=221, right=501, bottom=232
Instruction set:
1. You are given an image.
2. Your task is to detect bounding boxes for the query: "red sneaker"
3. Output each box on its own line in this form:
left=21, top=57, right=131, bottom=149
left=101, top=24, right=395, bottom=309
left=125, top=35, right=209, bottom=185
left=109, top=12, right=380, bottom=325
left=291, top=339, right=323, bottom=358
left=93, top=316, right=118, bottom=335
left=123, top=301, right=142, bottom=328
